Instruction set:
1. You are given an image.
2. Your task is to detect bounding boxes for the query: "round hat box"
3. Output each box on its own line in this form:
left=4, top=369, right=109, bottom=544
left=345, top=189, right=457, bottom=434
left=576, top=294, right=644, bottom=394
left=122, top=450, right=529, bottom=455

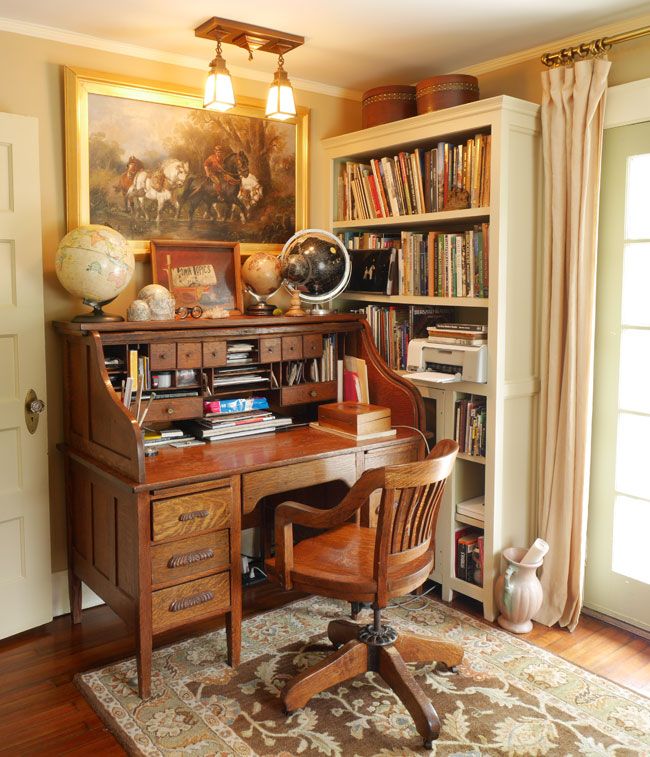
left=415, top=74, right=479, bottom=114
left=362, top=85, right=417, bottom=129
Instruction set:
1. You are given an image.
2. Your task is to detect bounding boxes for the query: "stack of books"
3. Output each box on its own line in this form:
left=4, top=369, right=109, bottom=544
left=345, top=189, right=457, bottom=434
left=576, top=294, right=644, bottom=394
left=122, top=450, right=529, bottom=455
left=213, top=366, right=272, bottom=389
left=455, top=527, right=484, bottom=585
left=427, top=323, right=487, bottom=346
left=180, top=410, right=292, bottom=443
left=143, top=428, right=196, bottom=448
left=226, top=343, right=255, bottom=365
left=337, top=134, right=491, bottom=221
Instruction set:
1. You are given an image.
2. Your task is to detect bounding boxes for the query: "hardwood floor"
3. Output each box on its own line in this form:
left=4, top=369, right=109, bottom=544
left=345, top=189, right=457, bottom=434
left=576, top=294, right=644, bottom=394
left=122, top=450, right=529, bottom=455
left=0, top=583, right=647, bottom=755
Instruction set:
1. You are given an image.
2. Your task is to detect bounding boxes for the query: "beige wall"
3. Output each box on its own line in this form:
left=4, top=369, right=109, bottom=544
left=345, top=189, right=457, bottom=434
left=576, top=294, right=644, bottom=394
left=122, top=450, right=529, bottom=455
left=0, top=30, right=361, bottom=573
left=2, top=25, right=650, bottom=577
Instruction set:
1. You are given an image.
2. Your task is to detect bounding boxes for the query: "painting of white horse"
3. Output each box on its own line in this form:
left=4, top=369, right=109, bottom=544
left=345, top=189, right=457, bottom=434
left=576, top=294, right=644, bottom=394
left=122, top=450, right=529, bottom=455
left=86, top=90, right=298, bottom=244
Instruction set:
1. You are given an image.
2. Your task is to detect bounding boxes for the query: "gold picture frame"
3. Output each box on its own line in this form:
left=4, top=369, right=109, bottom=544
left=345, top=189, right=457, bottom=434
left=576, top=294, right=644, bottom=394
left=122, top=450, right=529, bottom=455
left=64, top=67, right=309, bottom=260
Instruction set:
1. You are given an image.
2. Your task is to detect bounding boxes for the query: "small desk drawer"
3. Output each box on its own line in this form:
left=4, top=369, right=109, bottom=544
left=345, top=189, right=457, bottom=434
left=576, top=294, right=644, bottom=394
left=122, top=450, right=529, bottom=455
left=203, top=340, right=227, bottom=367
left=281, top=381, right=337, bottom=406
left=303, top=333, right=323, bottom=358
left=152, top=485, right=232, bottom=542
left=259, top=337, right=281, bottom=363
left=282, top=335, right=303, bottom=360
left=177, top=342, right=202, bottom=368
left=152, top=572, right=230, bottom=633
left=150, top=343, right=176, bottom=370
left=143, top=397, right=202, bottom=423
left=151, top=530, right=230, bottom=587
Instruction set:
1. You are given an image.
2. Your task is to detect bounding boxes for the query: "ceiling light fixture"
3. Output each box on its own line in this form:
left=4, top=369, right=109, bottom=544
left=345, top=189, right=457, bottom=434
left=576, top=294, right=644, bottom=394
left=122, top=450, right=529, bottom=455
left=203, top=33, right=235, bottom=112
left=195, top=17, right=304, bottom=119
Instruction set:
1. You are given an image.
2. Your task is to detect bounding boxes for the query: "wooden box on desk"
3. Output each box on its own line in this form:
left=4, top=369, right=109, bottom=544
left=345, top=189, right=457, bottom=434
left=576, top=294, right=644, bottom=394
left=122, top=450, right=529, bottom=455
left=318, top=402, right=392, bottom=437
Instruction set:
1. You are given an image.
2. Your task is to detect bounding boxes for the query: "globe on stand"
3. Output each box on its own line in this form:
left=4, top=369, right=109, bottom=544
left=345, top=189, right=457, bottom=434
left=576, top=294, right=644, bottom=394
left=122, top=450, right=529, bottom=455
left=241, top=252, right=283, bottom=316
left=55, top=225, right=134, bottom=322
left=280, top=229, right=351, bottom=317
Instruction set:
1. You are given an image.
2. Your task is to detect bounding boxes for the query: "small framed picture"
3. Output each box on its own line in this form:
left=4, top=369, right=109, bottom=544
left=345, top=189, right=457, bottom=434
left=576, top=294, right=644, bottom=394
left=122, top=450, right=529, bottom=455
left=150, top=239, right=243, bottom=315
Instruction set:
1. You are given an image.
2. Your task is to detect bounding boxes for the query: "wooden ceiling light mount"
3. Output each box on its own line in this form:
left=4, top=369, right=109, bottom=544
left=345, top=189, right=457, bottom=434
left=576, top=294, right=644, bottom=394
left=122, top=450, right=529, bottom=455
left=195, top=17, right=303, bottom=119
left=195, top=17, right=304, bottom=58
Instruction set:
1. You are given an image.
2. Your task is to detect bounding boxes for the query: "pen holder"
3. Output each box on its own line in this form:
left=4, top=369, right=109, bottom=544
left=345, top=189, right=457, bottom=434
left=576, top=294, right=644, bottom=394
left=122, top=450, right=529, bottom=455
left=495, top=546, right=544, bottom=633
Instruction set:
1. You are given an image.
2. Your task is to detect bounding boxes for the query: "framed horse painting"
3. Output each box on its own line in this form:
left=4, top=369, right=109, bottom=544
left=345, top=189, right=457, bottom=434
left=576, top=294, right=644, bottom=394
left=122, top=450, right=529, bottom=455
left=64, top=67, right=309, bottom=259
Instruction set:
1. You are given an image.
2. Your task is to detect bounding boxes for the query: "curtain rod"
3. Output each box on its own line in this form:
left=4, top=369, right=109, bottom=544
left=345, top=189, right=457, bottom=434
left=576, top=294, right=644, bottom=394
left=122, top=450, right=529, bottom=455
left=541, top=24, right=650, bottom=67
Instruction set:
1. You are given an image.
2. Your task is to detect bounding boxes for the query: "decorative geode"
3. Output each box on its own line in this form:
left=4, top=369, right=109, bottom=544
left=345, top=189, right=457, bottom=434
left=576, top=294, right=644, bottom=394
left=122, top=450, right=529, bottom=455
left=127, top=299, right=151, bottom=321
left=137, top=284, right=175, bottom=320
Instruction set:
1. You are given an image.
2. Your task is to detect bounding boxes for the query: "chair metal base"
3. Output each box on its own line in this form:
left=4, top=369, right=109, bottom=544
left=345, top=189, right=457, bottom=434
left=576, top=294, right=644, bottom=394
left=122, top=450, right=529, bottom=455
left=281, top=615, right=464, bottom=749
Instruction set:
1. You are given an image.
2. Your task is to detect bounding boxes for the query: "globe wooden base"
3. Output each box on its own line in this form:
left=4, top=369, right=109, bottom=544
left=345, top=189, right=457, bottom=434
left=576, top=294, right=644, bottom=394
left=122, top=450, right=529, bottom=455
left=285, top=290, right=306, bottom=317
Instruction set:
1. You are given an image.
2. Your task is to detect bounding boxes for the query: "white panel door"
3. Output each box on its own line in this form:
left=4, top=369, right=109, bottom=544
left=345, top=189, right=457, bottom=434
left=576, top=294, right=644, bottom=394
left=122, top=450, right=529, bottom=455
left=0, top=112, right=51, bottom=637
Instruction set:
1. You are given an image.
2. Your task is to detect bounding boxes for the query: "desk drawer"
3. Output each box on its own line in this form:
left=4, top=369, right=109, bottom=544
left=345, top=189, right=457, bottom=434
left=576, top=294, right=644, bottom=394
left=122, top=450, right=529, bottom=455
left=151, top=530, right=230, bottom=587
left=177, top=342, right=202, bottom=369
left=303, top=333, right=323, bottom=358
left=143, top=397, right=202, bottom=423
left=150, top=343, right=176, bottom=370
left=281, top=381, right=337, bottom=406
left=282, top=335, right=303, bottom=360
left=259, top=337, right=281, bottom=363
left=203, top=340, right=227, bottom=367
left=152, top=485, right=232, bottom=542
left=152, top=571, right=230, bottom=633
left=242, top=453, right=357, bottom=515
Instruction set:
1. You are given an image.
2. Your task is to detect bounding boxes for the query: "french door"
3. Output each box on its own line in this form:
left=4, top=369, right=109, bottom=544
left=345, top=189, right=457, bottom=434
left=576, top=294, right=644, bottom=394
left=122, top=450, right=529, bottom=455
left=584, top=97, right=650, bottom=632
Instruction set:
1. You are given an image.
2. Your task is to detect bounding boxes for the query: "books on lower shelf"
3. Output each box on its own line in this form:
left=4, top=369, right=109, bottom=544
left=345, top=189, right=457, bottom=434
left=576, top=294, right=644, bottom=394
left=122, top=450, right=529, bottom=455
left=455, top=396, right=487, bottom=457
left=337, top=134, right=491, bottom=221
left=455, top=527, right=484, bottom=586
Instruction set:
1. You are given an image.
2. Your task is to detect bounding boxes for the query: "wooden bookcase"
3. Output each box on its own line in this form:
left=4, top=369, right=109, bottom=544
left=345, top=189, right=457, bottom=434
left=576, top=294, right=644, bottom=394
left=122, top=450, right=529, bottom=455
left=323, top=96, right=542, bottom=620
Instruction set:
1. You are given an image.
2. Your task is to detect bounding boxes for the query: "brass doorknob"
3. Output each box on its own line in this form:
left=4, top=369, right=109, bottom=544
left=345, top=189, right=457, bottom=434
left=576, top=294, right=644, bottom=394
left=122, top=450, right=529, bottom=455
left=25, top=389, right=45, bottom=434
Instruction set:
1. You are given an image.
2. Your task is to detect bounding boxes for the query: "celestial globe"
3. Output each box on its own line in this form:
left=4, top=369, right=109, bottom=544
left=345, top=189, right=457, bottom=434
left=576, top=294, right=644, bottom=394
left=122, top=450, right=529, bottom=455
left=241, top=252, right=283, bottom=316
left=55, top=224, right=134, bottom=322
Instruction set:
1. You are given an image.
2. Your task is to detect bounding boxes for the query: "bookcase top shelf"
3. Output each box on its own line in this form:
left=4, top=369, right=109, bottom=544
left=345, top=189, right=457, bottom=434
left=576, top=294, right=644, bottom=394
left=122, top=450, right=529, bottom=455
left=332, top=207, right=490, bottom=230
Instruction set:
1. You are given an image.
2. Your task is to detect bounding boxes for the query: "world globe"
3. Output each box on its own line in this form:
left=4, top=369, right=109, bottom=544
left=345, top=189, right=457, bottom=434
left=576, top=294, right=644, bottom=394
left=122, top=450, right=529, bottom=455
left=55, top=225, right=134, bottom=322
left=280, top=229, right=351, bottom=315
left=241, top=252, right=283, bottom=316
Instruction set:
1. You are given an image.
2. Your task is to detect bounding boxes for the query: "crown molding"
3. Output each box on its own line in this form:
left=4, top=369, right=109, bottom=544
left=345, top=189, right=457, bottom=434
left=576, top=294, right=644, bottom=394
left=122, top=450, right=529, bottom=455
left=452, top=12, right=650, bottom=76
left=0, top=15, right=363, bottom=102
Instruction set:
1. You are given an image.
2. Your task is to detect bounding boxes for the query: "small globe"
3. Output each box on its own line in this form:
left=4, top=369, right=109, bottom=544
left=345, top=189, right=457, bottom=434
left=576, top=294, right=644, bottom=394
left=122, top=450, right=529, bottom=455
left=55, top=225, right=134, bottom=304
left=241, top=252, right=283, bottom=296
left=281, top=230, right=349, bottom=297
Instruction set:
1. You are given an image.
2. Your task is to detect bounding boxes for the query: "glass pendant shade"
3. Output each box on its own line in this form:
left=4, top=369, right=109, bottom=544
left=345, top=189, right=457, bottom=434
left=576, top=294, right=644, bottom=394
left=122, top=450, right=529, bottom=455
left=203, top=50, right=235, bottom=112
left=265, top=67, right=296, bottom=121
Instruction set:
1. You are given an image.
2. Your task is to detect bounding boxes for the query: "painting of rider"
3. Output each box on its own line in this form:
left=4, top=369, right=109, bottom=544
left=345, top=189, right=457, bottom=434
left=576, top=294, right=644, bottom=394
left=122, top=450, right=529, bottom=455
left=65, top=68, right=308, bottom=254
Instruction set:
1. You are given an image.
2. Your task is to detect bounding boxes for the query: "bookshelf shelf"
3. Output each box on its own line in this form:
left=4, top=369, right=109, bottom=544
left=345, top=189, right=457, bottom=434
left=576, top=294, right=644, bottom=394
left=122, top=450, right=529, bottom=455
left=332, top=207, right=490, bottom=230
left=324, top=95, right=541, bottom=622
left=338, top=292, right=488, bottom=308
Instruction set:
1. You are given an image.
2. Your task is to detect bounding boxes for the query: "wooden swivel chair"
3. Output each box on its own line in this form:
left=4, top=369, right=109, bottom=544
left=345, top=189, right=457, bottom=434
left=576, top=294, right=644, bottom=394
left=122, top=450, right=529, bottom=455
left=267, top=439, right=462, bottom=749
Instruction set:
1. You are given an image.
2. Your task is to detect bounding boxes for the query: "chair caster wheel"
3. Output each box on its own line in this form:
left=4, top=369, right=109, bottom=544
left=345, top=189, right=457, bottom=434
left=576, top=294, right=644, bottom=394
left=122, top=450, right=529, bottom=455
left=449, top=665, right=459, bottom=674
left=423, top=739, right=433, bottom=749
left=283, top=706, right=293, bottom=716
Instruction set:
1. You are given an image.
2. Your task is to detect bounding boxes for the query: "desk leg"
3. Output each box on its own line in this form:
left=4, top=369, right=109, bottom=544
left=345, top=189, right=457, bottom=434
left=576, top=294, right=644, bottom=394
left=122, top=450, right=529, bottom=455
left=137, top=493, right=153, bottom=699
left=225, top=607, right=241, bottom=667
left=64, top=456, right=82, bottom=624
left=228, top=474, right=242, bottom=668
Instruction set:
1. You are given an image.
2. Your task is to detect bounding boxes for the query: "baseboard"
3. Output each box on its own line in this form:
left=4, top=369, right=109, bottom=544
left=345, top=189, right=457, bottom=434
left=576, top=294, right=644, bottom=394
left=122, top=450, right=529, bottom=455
left=51, top=569, right=104, bottom=618
left=581, top=605, right=650, bottom=641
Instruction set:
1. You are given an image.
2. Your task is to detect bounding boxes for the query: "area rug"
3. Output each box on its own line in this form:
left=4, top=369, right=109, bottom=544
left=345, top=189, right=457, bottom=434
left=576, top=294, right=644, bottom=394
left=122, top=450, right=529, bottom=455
left=76, top=596, right=650, bottom=756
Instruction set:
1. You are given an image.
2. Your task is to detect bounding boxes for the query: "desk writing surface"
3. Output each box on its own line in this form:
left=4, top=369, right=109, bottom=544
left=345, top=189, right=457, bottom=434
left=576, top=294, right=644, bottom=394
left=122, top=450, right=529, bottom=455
left=143, top=426, right=419, bottom=491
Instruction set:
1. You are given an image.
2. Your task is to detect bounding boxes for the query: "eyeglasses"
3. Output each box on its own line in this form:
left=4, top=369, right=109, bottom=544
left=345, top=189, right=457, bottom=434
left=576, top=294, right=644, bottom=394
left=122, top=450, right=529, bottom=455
left=175, top=305, right=203, bottom=319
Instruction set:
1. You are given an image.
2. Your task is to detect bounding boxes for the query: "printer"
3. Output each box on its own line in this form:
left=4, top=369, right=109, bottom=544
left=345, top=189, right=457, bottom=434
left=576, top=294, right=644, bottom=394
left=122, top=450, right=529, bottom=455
left=405, top=338, right=487, bottom=384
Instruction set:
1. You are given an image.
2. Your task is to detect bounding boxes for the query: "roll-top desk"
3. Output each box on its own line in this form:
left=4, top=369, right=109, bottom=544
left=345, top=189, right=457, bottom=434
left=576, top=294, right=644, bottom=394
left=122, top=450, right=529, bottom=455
left=55, top=314, right=425, bottom=697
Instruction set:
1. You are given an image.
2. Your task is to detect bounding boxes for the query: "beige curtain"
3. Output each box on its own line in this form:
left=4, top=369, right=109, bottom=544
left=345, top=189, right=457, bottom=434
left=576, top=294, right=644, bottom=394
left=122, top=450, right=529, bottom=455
left=536, top=58, right=611, bottom=630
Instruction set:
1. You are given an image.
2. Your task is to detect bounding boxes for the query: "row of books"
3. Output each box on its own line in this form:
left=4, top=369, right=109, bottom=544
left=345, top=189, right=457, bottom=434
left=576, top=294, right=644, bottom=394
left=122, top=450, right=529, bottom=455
left=337, top=134, right=491, bottom=221
left=351, top=305, right=454, bottom=370
left=321, top=334, right=337, bottom=381
left=427, top=323, right=487, bottom=346
left=455, top=397, right=487, bottom=457
left=456, top=527, right=484, bottom=585
left=340, top=226, right=489, bottom=299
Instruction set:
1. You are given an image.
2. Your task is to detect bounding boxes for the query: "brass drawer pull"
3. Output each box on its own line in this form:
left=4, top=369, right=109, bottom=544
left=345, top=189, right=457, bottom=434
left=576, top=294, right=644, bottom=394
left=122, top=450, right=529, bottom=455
left=159, top=352, right=167, bottom=359
left=169, top=590, right=214, bottom=613
left=166, top=407, right=175, bottom=415
left=178, top=509, right=209, bottom=522
left=309, top=389, right=318, bottom=397
left=167, top=547, right=214, bottom=569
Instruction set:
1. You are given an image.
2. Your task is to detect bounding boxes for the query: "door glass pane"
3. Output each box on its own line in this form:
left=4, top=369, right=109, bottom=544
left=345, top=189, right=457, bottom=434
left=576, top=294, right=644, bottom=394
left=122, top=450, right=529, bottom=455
left=625, top=153, right=650, bottom=240
left=615, top=412, right=650, bottom=500
left=621, top=242, right=650, bottom=327
left=619, top=329, right=650, bottom=413
left=612, top=494, right=650, bottom=583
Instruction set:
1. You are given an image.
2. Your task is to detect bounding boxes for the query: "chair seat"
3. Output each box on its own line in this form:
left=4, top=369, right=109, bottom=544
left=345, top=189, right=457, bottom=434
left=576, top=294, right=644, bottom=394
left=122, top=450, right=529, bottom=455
left=266, top=524, right=434, bottom=602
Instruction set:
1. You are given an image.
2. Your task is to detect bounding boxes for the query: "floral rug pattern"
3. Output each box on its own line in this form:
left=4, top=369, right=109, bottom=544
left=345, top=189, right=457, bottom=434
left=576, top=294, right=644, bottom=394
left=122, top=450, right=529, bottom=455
left=76, top=596, right=650, bottom=756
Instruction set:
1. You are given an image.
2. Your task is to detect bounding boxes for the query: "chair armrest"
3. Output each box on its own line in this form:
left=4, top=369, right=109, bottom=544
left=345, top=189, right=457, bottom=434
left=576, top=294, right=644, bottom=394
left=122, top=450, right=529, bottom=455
left=274, top=467, right=386, bottom=590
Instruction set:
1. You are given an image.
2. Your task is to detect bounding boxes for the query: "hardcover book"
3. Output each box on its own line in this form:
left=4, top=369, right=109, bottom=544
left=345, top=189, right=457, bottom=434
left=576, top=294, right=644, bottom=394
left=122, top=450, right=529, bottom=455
left=348, top=248, right=397, bottom=295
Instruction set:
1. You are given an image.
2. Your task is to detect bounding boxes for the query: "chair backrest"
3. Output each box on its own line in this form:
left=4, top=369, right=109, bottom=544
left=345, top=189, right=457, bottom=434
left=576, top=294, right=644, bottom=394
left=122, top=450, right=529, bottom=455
left=373, top=439, right=458, bottom=603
